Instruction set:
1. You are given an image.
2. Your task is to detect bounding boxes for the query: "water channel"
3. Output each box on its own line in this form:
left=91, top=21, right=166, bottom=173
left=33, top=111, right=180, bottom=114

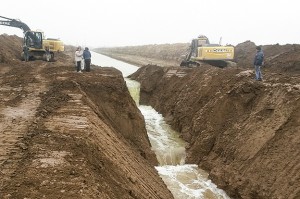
left=91, top=51, right=230, bottom=199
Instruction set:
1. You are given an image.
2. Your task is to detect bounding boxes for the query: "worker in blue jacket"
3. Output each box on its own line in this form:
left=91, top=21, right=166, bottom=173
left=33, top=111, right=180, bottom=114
left=253, top=46, right=264, bottom=81
left=83, top=47, right=92, bottom=72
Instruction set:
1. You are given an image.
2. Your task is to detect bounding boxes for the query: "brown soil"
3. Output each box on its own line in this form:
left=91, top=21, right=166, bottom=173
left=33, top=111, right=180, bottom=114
left=0, top=35, right=173, bottom=199
left=106, top=36, right=300, bottom=199
left=234, top=41, right=300, bottom=73
left=129, top=64, right=300, bottom=199
left=1, top=33, right=300, bottom=199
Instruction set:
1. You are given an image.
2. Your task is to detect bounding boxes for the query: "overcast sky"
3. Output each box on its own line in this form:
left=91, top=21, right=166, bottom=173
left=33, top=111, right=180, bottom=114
left=1, top=0, right=299, bottom=48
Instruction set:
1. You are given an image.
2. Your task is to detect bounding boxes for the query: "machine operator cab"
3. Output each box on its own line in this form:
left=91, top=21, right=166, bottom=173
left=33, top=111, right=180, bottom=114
left=196, top=35, right=210, bottom=46
left=24, top=31, right=43, bottom=49
left=190, top=35, right=214, bottom=57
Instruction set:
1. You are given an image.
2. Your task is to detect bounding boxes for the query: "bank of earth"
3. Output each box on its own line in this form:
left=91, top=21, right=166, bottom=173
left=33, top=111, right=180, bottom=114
left=0, top=35, right=173, bottom=199
left=1, top=34, right=300, bottom=199
left=98, top=41, right=300, bottom=199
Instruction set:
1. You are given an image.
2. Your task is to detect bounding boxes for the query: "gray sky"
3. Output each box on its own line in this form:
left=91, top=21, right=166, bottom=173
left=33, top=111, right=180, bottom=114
left=1, top=0, right=299, bottom=48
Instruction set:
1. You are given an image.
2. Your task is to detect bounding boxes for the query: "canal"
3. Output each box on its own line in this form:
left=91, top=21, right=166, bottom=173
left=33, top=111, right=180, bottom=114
left=91, top=51, right=230, bottom=199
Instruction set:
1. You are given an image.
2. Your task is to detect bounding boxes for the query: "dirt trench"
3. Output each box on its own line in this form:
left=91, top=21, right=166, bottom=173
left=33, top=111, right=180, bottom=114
left=1, top=33, right=300, bottom=199
left=129, top=64, right=300, bottom=199
left=96, top=40, right=300, bottom=199
left=0, top=35, right=173, bottom=199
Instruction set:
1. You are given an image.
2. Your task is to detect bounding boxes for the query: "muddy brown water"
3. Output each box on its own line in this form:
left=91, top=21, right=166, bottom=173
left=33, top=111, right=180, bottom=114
left=92, top=52, right=230, bottom=199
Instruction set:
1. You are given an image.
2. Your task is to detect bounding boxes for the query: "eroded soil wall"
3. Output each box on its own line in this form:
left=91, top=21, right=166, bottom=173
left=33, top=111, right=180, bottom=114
left=130, top=65, right=300, bottom=199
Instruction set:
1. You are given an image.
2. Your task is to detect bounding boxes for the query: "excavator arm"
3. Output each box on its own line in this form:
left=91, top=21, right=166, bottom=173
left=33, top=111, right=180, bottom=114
left=0, top=16, right=30, bottom=32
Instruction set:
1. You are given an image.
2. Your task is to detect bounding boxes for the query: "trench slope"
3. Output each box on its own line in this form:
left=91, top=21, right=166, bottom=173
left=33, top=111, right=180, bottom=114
left=129, top=65, right=300, bottom=199
left=0, top=52, right=173, bottom=198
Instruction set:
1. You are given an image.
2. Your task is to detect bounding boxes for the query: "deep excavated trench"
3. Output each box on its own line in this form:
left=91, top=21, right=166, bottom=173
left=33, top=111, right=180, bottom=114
left=92, top=52, right=230, bottom=199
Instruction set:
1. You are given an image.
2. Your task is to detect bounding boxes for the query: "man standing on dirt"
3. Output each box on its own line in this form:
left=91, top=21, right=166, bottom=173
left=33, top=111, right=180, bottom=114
left=75, top=46, right=83, bottom=73
left=23, top=45, right=29, bottom=62
left=45, top=46, right=51, bottom=62
left=83, top=47, right=92, bottom=72
left=253, top=46, right=264, bottom=81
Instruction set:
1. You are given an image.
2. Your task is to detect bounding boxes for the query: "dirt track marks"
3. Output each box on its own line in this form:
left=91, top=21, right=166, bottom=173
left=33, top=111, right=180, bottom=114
left=0, top=63, right=48, bottom=186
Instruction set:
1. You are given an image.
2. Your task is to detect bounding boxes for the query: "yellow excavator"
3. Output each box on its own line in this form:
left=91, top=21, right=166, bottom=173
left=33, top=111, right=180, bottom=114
left=0, top=16, right=64, bottom=61
left=180, top=35, right=234, bottom=68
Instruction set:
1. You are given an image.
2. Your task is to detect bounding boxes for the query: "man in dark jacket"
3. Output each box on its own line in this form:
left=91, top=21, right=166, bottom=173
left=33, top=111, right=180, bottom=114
left=253, top=46, right=264, bottom=81
left=23, top=45, right=29, bottom=62
left=83, top=47, right=92, bottom=72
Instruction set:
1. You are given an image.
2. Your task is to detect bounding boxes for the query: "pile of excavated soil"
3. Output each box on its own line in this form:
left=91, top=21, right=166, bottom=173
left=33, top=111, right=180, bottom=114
left=0, top=35, right=173, bottom=199
left=234, top=41, right=300, bottom=72
left=129, top=64, right=300, bottom=199
left=0, top=34, right=23, bottom=63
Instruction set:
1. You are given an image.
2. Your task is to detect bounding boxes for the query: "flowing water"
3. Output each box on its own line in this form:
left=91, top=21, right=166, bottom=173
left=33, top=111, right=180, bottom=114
left=91, top=52, right=230, bottom=199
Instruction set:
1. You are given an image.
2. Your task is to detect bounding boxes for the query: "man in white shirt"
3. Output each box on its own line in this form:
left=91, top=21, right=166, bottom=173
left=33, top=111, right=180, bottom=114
left=75, top=46, right=83, bottom=72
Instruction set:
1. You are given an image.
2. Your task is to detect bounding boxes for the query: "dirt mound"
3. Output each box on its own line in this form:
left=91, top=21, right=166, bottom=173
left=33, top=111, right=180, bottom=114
left=234, top=40, right=257, bottom=67
left=130, top=64, right=300, bottom=199
left=0, top=35, right=173, bottom=198
left=264, top=44, right=300, bottom=73
left=234, top=40, right=300, bottom=73
left=0, top=34, right=23, bottom=63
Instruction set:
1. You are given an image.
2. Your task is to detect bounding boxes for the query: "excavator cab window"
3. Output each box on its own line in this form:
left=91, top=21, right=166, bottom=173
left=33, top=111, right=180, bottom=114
left=35, top=32, right=42, bottom=44
left=24, top=31, right=43, bottom=49
left=197, top=39, right=208, bottom=46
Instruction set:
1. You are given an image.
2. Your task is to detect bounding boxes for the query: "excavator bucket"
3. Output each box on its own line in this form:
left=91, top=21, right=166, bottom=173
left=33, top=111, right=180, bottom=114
left=180, top=60, right=188, bottom=67
left=180, top=52, right=192, bottom=67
